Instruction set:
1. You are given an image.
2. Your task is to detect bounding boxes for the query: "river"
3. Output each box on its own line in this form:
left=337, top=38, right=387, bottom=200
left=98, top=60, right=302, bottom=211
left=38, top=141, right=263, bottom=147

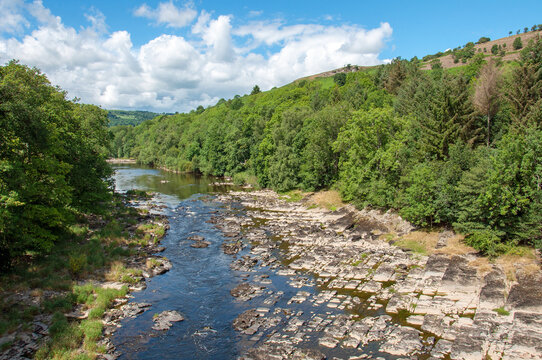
left=111, top=164, right=401, bottom=359
left=109, top=164, right=542, bottom=360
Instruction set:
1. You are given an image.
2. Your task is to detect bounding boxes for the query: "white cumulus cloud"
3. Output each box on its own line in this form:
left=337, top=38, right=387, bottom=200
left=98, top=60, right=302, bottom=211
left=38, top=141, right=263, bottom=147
left=134, top=1, right=197, bottom=28
left=0, top=3, right=393, bottom=112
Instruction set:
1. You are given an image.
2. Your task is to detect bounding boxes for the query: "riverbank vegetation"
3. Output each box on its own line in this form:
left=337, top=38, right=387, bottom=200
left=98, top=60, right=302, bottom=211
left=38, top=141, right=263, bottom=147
left=0, top=61, right=171, bottom=358
left=111, top=36, right=542, bottom=256
left=0, top=60, right=113, bottom=268
left=0, top=190, right=168, bottom=359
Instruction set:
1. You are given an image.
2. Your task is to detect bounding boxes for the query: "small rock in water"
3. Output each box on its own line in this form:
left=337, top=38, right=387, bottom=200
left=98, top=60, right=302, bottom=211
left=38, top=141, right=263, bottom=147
left=152, top=310, right=184, bottom=331
left=187, top=235, right=205, bottom=241
left=190, top=241, right=211, bottom=248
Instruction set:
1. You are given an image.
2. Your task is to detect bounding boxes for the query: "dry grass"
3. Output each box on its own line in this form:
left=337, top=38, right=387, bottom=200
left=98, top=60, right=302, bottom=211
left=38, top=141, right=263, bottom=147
left=105, top=261, right=125, bottom=282
left=394, top=231, right=439, bottom=255
left=421, top=30, right=542, bottom=70
left=434, top=234, right=474, bottom=256
left=305, top=190, right=345, bottom=211
left=496, top=247, right=540, bottom=282
left=469, top=257, right=493, bottom=276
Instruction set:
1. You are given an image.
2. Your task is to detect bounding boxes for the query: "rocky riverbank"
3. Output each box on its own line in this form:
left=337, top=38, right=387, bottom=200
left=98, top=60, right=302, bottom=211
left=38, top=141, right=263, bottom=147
left=0, top=192, right=172, bottom=360
left=212, top=190, right=542, bottom=360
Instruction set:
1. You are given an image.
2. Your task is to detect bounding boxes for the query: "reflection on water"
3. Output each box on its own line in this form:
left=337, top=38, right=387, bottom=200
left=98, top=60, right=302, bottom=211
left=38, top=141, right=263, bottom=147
left=113, top=164, right=219, bottom=201
left=112, top=164, right=245, bottom=359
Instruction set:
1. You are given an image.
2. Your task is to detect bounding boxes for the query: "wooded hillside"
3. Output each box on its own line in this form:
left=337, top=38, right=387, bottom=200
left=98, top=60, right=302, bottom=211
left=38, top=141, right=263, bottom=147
left=111, top=36, right=542, bottom=255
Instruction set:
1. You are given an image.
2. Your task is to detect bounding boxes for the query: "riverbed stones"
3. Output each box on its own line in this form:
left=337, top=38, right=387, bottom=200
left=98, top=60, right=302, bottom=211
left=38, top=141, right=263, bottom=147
left=233, top=309, right=261, bottom=333
left=190, top=240, right=211, bottom=248
left=231, top=283, right=264, bottom=301
left=124, top=302, right=152, bottom=317
left=212, top=190, right=542, bottom=360
left=152, top=310, right=184, bottom=331
left=222, top=241, right=243, bottom=255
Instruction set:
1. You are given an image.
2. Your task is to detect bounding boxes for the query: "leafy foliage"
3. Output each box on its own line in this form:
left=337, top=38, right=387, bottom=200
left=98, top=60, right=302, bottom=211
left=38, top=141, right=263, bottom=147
left=109, top=38, right=542, bottom=254
left=107, top=110, right=160, bottom=127
left=0, top=61, right=112, bottom=267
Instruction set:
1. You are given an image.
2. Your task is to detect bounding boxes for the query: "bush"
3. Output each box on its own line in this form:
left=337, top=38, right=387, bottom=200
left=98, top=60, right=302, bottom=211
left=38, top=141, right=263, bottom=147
left=68, top=253, right=87, bottom=276
left=513, top=37, right=523, bottom=50
left=491, top=44, right=499, bottom=55
left=465, top=230, right=509, bottom=257
left=333, top=72, right=347, bottom=86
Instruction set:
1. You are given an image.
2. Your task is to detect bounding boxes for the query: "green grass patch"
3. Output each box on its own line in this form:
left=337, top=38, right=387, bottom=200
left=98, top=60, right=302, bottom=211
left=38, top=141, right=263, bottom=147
left=317, top=76, right=335, bottom=89
left=394, top=239, right=428, bottom=255
left=279, top=190, right=304, bottom=202
left=232, top=172, right=259, bottom=187
left=493, top=307, right=510, bottom=316
left=351, top=253, right=368, bottom=266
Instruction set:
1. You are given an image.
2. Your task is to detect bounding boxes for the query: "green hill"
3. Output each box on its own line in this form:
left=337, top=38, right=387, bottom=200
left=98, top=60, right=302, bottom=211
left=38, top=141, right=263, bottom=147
left=107, top=110, right=160, bottom=127
left=110, top=37, right=542, bottom=256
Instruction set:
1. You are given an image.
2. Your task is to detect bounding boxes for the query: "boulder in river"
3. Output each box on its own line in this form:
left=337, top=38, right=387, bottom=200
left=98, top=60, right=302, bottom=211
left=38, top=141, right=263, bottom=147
left=190, top=241, right=211, bottom=248
left=152, top=310, right=184, bottom=331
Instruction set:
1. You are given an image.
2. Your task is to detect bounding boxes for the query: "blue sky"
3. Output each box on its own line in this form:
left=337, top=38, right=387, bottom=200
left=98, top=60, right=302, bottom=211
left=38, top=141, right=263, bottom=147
left=1, top=0, right=541, bottom=112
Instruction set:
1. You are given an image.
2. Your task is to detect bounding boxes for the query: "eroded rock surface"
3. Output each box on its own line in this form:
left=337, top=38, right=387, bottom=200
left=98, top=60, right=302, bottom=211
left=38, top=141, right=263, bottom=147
left=212, top=190, right=542, bottom=360
left=152, top=310, right=185, bottom=331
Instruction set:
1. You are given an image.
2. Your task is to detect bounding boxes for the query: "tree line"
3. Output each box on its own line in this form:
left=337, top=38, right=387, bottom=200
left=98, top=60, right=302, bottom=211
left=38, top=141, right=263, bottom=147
left=0, top=61, right=113, bottom=268
left=111, top=36, right=541, bottom=255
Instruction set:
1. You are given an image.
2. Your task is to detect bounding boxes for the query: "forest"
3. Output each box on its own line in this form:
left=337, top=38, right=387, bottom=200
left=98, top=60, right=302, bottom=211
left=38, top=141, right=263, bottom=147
left=0, top=60, right=112, bottom=267
left=107, top=110, right=161, bottom=127
left=111, top=36, right=542, bottom=256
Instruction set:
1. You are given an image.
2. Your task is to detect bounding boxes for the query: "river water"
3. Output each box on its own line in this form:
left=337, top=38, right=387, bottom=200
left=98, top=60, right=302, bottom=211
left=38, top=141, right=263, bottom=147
left=111, top=165, right=397, bottom=360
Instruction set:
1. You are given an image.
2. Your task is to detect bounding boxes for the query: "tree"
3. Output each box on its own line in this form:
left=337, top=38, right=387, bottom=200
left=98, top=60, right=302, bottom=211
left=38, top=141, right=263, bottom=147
left=0, top=61, right=112, bottom=266
left=524, top=27, right=529, bottom=33
left=334, top=107, right=406, bottom=208
left=333, top=72, right=347, bottom=86
left=477, top=37, right=490, bottom=44
left=507, top=37, right=542, bottom=127
left=381, top=58, right=410, bottom=94
left=251, top=85, right=261, bottom=95
left=430, top=59, right=442, bottom=70
left=509, top=31, right=513, bottom=36
left=474, top=61, right=501, bottom=147
left=491, top=44, right=499, bottom=55
left=513, top=37, right=523, bottom=50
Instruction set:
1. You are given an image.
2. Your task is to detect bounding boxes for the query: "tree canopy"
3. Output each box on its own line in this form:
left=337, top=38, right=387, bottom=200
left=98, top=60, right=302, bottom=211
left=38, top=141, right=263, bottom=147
left=0, top=61, right=113, bottom=267
left=108, top=37, right=542, bottom=255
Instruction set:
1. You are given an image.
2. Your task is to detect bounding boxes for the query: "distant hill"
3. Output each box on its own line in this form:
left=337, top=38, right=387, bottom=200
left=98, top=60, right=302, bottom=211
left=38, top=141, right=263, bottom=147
left=420, top=30, right=541, bottom=70
left=107, top=110, right=160, bottom=127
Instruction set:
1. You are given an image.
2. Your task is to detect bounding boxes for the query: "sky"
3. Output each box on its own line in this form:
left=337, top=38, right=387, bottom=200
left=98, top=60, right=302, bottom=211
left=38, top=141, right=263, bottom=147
left=1, top=0, right=541, bottom=113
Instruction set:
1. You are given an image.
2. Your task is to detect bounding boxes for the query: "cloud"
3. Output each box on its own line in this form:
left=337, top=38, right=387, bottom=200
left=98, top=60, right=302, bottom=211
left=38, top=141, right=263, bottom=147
left=134, top=1, right=197, bottom=28
left=202, top=15, right=235, bottom=62
left=0, top=0, right=29, bottom=34
left=247, top=10, right=262, bottom=18
left=0, top=3, right=393, bottom=112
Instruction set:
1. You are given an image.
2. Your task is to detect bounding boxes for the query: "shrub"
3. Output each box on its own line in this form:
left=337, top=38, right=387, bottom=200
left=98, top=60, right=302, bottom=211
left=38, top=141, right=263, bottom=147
left=68, top=253, right=87, bottom=276
left=491, top=44, right=499, bottom=55
left=513, top=37, right=523, bottom=50
left=465, top=230, right=509, bottom=257
left=333, top=72, right=347, bottom=86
